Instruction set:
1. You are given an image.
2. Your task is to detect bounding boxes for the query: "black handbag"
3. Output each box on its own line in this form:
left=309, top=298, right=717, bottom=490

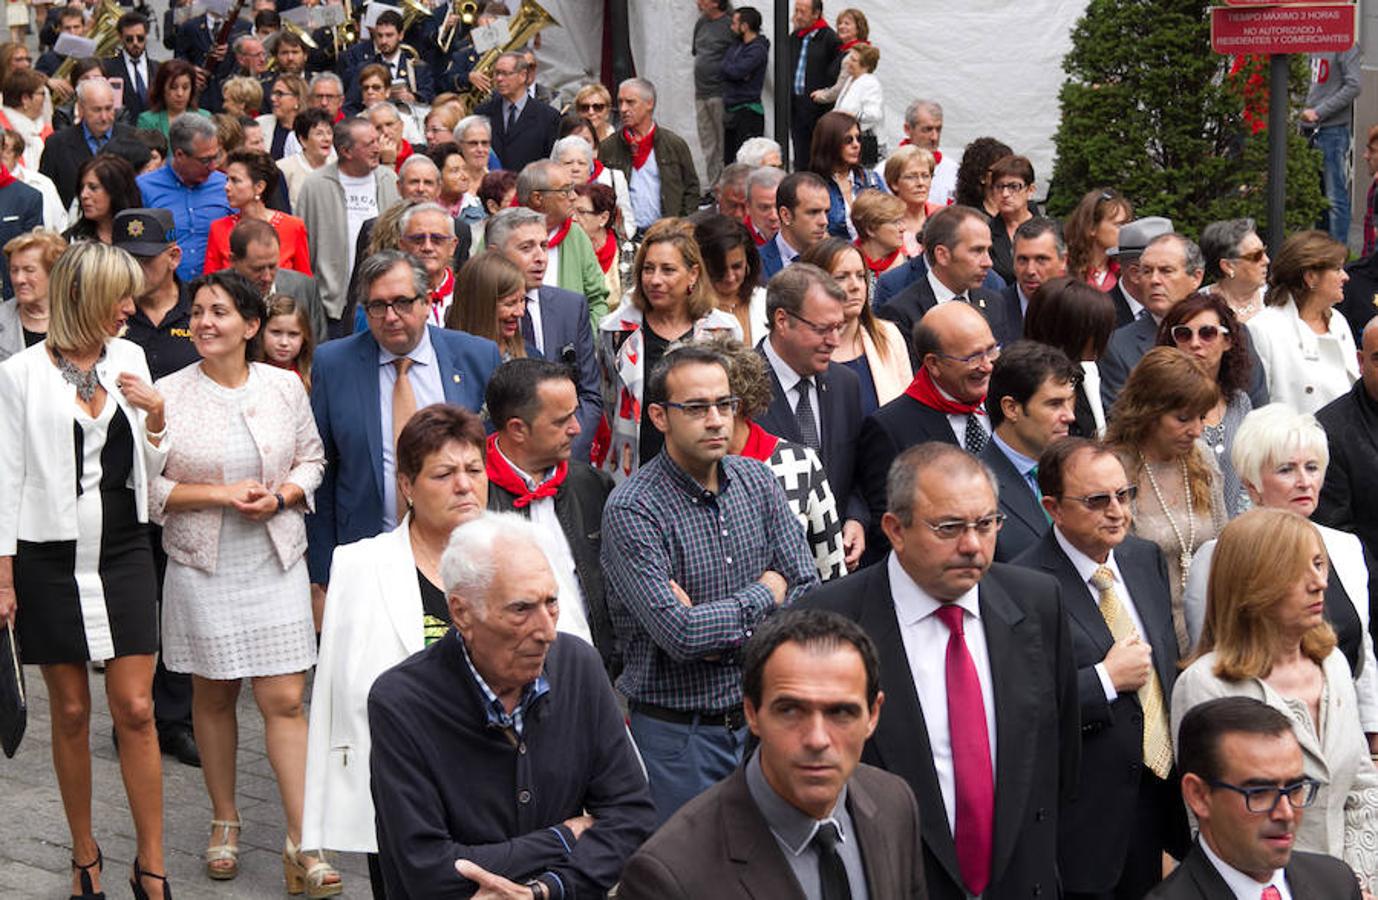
left=0, top=620, right=26, bottom=758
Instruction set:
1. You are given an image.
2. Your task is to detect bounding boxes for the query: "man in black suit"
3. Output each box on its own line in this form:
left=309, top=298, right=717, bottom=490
left=337, top=10, right=435, bottom=110
left=39, top=78, right=137, bottom=209
left=618, top=609, right=927, bottom=900
left=475, top=50, right=560, bottom=173
left=1013, top=438, right=1187, bottom=899
left=786, top=0, right=840, bottom=168
left=982, top=341, right=1077, bottom=562
left=803, top=442, right=1079, bottom=900
left=1004, top=216, right=1067, bottom=329
left=1147, top=697, right=1361, bottom=899
left=878, top=205, right=1019, bottom=367
left=1316, top=319, right=1378, bottom=564
left=104, top=12, right=158, bottom=124
left=174, top=6, right=251, bottom=71
left=755, top=263, right=867, bottom=569
left=856, top=301, right=997, bottom=563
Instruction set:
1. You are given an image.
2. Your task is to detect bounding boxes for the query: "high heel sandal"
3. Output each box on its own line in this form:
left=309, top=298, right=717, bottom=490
left=283, top=838, right=343, bottom=898
left=205, top=819, right=241, bottom=880
left=69, top=845, right=104, bottom=900
left=129, top=858, right=172, bottom=900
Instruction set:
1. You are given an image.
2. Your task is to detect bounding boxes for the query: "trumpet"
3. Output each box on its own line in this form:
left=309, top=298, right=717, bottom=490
left=437, top=0, right=478, bottom=54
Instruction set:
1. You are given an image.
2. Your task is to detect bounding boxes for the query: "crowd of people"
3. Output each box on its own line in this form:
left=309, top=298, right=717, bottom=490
left=0, top=0, right=1376, bottom=898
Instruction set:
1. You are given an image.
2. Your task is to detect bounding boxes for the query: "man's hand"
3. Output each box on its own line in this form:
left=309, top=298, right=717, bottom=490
left=668, top=579, right=692, bottom=608
left=206, top=41, right=228, bottom=67
left=467, top=69, right=492, bottom=93
left=562, top=813, right=594, bottom=840
left=388, top=83, right=416, bottom=103
left=759, top=570, right=787, bottom=605
left=1301, top=107, right=1319, bottom=124
left=47, top=77, right=74, bottom=104
left=841, top=520, right=865, bottom=571
left=1103, top=635, right=1153, bottom=693
left=454, top=860, right=537, bottom=899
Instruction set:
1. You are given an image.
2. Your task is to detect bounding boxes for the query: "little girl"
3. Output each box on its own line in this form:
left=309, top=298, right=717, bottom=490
left=260, top=294, right=315, bottom=391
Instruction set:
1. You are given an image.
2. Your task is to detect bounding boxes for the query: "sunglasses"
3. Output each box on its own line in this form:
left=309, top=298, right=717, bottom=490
left=1061, top=485, right=1137, bottom=511
left=1234, top=248, right=1267, bottom=263
left=1170, top=324, right=1230, bottom=344
left=577, top=102, right=607, bottom=113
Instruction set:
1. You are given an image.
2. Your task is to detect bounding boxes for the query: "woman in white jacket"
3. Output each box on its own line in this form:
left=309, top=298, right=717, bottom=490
left=832, top=45, right=885, bottom=149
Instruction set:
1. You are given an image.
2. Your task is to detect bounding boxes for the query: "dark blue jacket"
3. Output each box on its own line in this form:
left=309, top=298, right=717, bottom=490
left=824, top=166, right=883, bottom=239
left=720, top=35, right=769, bottom=109
left=0, top=181, right=42, bottom=298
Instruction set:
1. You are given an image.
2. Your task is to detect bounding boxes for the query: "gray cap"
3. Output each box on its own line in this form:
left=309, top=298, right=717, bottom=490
left=1110, top=216, right=1174, bottom=260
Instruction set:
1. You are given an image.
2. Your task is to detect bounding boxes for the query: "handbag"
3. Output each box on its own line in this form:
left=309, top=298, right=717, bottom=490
left=0, top=619, right=26, bottom=758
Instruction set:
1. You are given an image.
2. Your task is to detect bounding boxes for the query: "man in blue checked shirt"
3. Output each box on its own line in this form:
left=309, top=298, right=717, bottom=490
left=602, top=342, right=820, bottom=825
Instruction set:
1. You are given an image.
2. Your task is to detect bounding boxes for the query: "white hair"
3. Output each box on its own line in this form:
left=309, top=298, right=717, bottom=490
left=440, top=512, right=554, bottom=616
left=735, top=136, right=781, bottom=168
left=550, top=135, right=593, bottom=169
left=399, top=200, right=456, bottom=236
left=1230, top=403, right=1330, bottom=492
left=453, top=114, right=491, bottom=142
left=398, top=153, right=439, bottom=179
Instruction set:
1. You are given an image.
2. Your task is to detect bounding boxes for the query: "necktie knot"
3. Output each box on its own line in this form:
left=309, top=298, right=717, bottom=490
left=935, top=603, right=965, bottom=635
left=394, top=357, right=413, bottom=377
left=1090, top=565, right=1115, bottom=593
left=1260, top=886, right=1281, bottom=900
left=812, top=820, right=840, bottom=852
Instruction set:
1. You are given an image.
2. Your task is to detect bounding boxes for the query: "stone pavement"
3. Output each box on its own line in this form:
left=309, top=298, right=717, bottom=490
left=0, top=668, right=374, bottom=898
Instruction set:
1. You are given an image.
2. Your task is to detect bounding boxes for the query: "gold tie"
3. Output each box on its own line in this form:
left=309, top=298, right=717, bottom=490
left=1090, top=565, right=1173, bottom=779
left=392, top=358, right=417, bottom=521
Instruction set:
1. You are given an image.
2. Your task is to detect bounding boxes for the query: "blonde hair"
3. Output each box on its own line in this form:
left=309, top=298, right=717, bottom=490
left=446, top=250, right=527, bottom=359
left=883, top=144, right=935, bottom=194
left=850, top=189, right=906, bottom=241
left=46, top=242, right=143, bottom=353
left=1195, top=508, right=1336, bottom=677
left=221, top=76, right=263, bottom=114
left=4, top=228, right=68, bottom=273
left=629, top=218, right=713, bottom=320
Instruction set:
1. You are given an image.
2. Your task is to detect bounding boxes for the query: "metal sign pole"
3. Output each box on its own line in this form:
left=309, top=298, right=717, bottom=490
left=1268, top=53, right=1289, bottom=256
left=773, top=0, right=792, bottom=169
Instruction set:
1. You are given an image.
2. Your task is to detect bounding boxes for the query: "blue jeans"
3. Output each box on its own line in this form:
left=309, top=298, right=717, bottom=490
left=628, top=710, right=749, bottom=825
left=1316, top=124, right=1352, bottom=243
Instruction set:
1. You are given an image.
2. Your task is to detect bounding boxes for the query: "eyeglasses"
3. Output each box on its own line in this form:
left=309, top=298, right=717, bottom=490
left=1171, top=324, right=1230, bottom=344
left=1234, top=248, right=1267, bottom=263
left=493, top=68, right=521, bottom=78
left=936, top=343, right=1002, bottom=366
left=659, top=397, right=741, bottom=419
left=402, top=232, right=456, bottom=246
left=922, top=514, right=1005, bottom=541
left=122, top=33, right=145, bottom=42
left=1208, top=778, right=1320, bottom=814
left=535, top=185, right=577, bottom=197
left=785, top=308, right=845, bottom=338
left=577, top=102, right=607, bottom=113
left=461, top=138, right=491, bottom=147
left=364, top=295, right=423, bottom=318
left=993, top=181, right=1027, bottom=194
left=1061, top=485, right=1137, bottom=511
left=181, top=149, right=219, bottom=167
left=271, top=89, right=295, bottom=98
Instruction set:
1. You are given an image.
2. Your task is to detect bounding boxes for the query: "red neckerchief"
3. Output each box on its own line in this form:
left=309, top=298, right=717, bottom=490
left=428, top=267, right=454, bottom=323
left=744, top=215, right=769, bottom=246
left=623, top=123, right=657, bottom=170
left=739, top=420, right=779, bottom=461
left=0, top=163, right=17, bottom=190
left=485, top=433, right=568, bottom=508
left=332, top=109, right=345, bottom=123
left=794, top=16, right=828, bottom=38
left=594, top=228, right=617, bottom=272
left=548, top=216, right=573, bottom=250
left=839, top=38, right=868, bottom=52
left=855, top=239, right=900, bottom=277
left=904, top=366, right=985, bottom=414
left=393, top=139, right=413, bottom=172
left=896, top=139, right=941, bottom=165
left=589, top=160, right=605, bottom=183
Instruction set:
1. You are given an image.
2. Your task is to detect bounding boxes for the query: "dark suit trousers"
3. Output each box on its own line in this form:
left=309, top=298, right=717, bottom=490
left=790, top=93, right=819, bottom=169
left=1066, top=770, right=1181, bottom=900
left=149, top=526, right=193, bottom=734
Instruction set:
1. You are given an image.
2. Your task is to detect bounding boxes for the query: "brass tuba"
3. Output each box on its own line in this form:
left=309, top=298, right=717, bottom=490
left=460, top=0, right=558, bottom=115
left=398, top=0, right=434, bottom=35
left=54, top=0, right=123, bottom=82
left=436, top=0, right=478, bottom=55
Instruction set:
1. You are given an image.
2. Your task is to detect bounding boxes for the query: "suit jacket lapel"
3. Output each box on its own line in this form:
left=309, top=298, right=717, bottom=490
left=536, top=287, right=558, bottom=359
left=1032, top=537, right=1115, bottom=657
left=759, top=348, right=804, bottom=444
left=1183, top=842, right=1236, bottom=899
left=1117, top=540, right=1179, bottom=689
left=983, top=444, right=1044, bottom=535
left=379, top=523, right=424, bottom=653
left=816, top=366, right=834, bottom=467
left=429, top=327, right=466, bottom=405
left=356, top=333, right=386, bottom=501
left=846, top=772, right=890, bottom=898
left=719, top=770, right=806, bottom=899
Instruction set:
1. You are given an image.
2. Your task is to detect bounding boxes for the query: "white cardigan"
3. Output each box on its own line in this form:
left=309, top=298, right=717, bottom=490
left=0, top=338, right=167, bottom=555
left=1246, top=296, right=1358, bottom=415
left=834, top=72, right=885, bottom=136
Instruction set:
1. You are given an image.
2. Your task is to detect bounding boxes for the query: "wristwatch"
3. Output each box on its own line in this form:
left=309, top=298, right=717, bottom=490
left=524, top=880, right=548, bottom=899
left=274, top=492, right=286, bottom=513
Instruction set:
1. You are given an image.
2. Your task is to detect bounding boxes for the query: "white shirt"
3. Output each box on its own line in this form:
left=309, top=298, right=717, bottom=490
left=761, top=334, right=821, bottom=440
left=1199, top=835, right=1292, bottom=900
left=340, top=170, right=379, bottom=280
left=888, top=552, right=997, bottom=837
left=524, top=288, right=544, bottom=353
left=378, top=329, right=444, bottom=529
left=122, top=51, right=149, bottom=96
left=930, top=152, right=957, bottom=207
left=1052, top=526, right=1151, bottom=703
left=926, top=267, right=965, bottom=305
left=543, top=225, right=561, bottom=288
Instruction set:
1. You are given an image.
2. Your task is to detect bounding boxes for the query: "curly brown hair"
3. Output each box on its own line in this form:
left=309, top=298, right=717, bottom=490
left=1155, top=292, right=1252, bottom=398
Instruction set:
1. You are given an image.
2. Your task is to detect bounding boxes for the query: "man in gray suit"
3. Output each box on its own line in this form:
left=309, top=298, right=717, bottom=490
left=617, top=609, right=927, bottom=900
left=227, top=218, right=328, bottom=344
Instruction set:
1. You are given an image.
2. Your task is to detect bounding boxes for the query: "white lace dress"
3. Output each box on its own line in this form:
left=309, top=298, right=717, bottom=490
left=161, top=378, right=316, bottom=680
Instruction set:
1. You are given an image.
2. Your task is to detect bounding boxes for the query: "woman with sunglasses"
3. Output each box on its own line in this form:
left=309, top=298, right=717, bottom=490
left=807, top=110, right=883, bottom=240
left=573, top=82, right=615, bottom=144
left=1156, top=292, right=1253, bottom=516
left=1183, top=405, right=1378, bottom=752
left=1172, top=507, right=1378, bottom=891
left=1200, top=217, right=1269, bottom=324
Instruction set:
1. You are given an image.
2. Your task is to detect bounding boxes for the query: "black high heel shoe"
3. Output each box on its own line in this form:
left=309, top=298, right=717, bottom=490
left=69, top=845, right=104, bottom=900
left=129, top=858, right=172, bottom=900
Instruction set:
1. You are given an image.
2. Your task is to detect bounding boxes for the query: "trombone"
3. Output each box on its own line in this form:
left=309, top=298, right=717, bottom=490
left=437, top=0, right=478, bottom=55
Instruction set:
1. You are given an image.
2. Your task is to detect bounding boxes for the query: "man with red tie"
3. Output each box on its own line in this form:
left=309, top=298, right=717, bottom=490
left=802, top=441, right=1080, bottom=900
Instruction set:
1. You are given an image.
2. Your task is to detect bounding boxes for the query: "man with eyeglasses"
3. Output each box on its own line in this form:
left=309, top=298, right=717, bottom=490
left=202, top=34, right=267, bottom=115
left=756, top=263, right=868, bottom=572
left=602, top=342, right=818, bottom=826
left=1013, top=436, right=1186, bottom=900
left=475, top=50, right=559, bottom=173
left=307, top=249, right=501, bottom=599
left=104, top=12, right=157, bottom=123
left=803, top=440, right=1079, bottom=900
left=1149, top=696, right=1359, bottom=899
left=515, top=159, right=610, bottom=325
left=136, top=112, right=232, bottom=281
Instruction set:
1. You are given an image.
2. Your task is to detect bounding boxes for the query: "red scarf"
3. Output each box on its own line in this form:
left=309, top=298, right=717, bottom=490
left=744, top=215, right=769, bottom=246
left=896, top=139, right=941, bottom=165
left=0, top=163, right=17, bottom=190
left=794, top=16, right=828, bottom=38
left=589, top=159, right=605, bottom=183
left=428, top=267, right=454, bottom=323
left=547, top=216, right=573, bottom=250
left=904, top=366, right=985, bottom=414
left=738, top=420, right=779, bottom=461
left=839, top=38, right=868, bottom=52
left=623, top=123, right=657, bottom=170
left=595, top=228, right=617, bottom=273
left=855, top=239, right=900, bottom=277
left=393, top=139, right=413, bottom=172
left=485, top=433, right=568, bottom=508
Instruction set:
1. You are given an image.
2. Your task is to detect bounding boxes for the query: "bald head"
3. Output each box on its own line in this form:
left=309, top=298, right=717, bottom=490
left=914, top=302, right=998, bottom=404
left=1362, top=318, right=1378, bottom=402
left=77, top=78, right=117, bottom=138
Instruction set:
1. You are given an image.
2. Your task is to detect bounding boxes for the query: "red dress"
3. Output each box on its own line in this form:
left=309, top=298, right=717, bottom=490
left=203, top=211, right=312, bottom=276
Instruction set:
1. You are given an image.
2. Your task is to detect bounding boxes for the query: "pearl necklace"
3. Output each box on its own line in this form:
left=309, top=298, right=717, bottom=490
left=1141, top=453, right=1196, bottom=595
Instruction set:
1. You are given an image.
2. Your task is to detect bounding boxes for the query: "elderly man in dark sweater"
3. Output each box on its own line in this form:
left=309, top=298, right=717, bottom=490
left=368, top=513, right=656, bottom=898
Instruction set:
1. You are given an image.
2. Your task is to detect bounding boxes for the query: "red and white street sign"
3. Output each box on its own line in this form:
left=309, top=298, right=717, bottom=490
left=1210, top=4, right=1357, bottom=55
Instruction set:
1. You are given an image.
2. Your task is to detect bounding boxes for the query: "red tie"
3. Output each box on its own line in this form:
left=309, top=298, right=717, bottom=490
left=935, top=604, right=994, bottom=896
left=1260, top=887, right=1281, bottom=900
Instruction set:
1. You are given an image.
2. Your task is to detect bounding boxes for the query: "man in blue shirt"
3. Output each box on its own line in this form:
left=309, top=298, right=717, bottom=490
left=136, top=113, right=230, bottom=282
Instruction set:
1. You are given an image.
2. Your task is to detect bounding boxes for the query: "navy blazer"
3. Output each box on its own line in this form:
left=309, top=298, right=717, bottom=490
left=855, top=394, right=957, bottom=565
left=535, top=285, right=602, bottom=462
left=1145, top=840, right=1361, bottom=900
left=1108, top=282, right=1137, bottom=328
left=998, top=283, right=1027, bottom=337
left=753, top=343, right=866, bottom=527
left=874, top=255, right=1006, bottom=310
left=306, top=325, right=502, bottom=583
left=981, top=438, right=1047, bottom=563
left=0, top=181, right=42, bottom=298
left=1012, top=530, right=1185, bottom=892
left=758, top=235, right=785, bottom=279
left=476, top=94, right=561, bottom=173
left=875, top=275, right=1019, bottom=370
left=174, top=14, right=251, bottom=70
left=801, top=561, right=1080, bottom=900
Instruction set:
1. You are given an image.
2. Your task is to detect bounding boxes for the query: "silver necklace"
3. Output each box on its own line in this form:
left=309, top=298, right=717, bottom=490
left=1141, top=453, right=1196, bottom=595
left=51, top=346, right=104, bottom=402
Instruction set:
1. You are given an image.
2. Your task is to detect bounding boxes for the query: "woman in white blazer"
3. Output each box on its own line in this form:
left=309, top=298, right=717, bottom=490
left=832, top=46, right=885, bottom=144
left=0, top=242, right=172, bottom=898
left=1172, top=508, right=1378, bottom=891
left=1247, top=230, right=1358, bottom=415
